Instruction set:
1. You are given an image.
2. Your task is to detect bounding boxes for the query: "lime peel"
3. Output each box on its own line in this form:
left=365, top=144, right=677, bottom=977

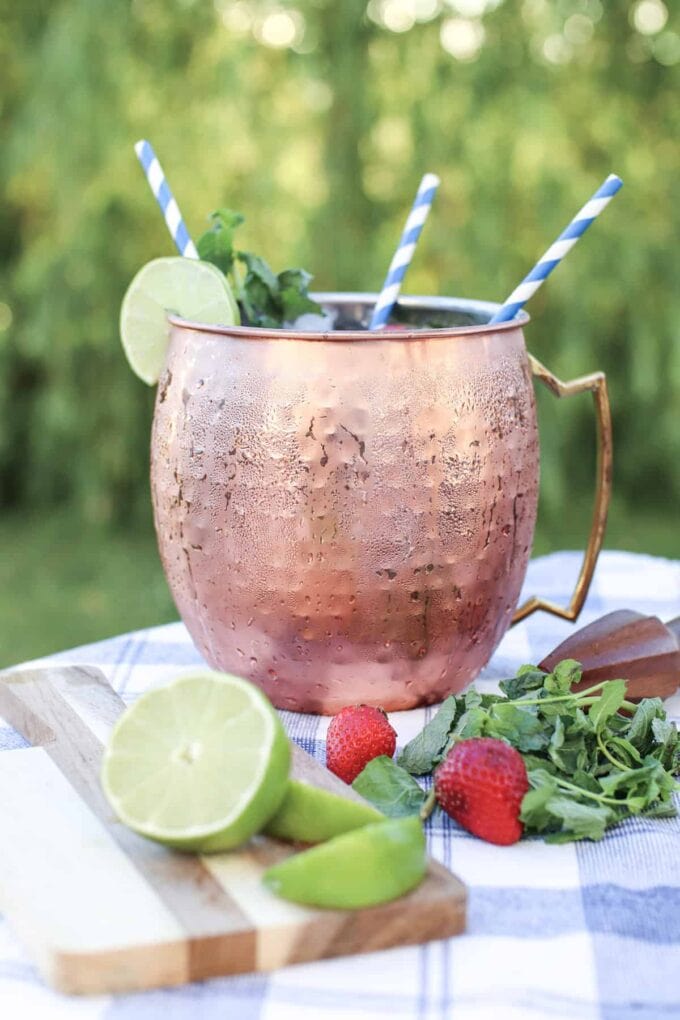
left=119, top=257, right=239, bottom=385
left=265, top=779, right=384, bottom=843
left=262, top=815, right=427, bottom=909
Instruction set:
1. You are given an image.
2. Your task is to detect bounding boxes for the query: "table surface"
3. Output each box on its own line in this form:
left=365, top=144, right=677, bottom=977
left=1, top=550, right=679, bottom=1020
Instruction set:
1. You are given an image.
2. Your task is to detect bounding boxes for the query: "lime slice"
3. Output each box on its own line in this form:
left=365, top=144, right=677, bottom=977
left=101, top=671, right=290, bottom=852
left=262, top=815, right=427, bottom=909
left=119, top=257, right=239, bottom=385
left=265, top=780, right=384, bottom=843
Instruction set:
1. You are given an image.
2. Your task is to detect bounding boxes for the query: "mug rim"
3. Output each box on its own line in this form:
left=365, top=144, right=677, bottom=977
left=167, top=292, right=530, bottom=342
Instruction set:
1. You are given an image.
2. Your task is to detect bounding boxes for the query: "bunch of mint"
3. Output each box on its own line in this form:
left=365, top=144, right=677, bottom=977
left=196, top=209, right=322, bottom=328
left=352, top=660, right=680, bottom=844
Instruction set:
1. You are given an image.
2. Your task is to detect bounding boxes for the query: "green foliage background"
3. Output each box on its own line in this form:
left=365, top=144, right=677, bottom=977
left=0, top=0, right=678, bottom=661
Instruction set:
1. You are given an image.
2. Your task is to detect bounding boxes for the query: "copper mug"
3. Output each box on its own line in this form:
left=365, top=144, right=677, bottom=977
left=151, top=294, right=612, bottom=713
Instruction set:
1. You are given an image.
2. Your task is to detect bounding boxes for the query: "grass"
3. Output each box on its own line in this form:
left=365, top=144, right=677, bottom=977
left=0, top=510, right=175, bottom=668
left=0, top=502, right=677, bottom=669
left=530, top=500, right=680, bottom=559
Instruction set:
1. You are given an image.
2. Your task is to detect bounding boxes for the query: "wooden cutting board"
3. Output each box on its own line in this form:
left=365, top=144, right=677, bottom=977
left=0, top=666, right=466, bottom=996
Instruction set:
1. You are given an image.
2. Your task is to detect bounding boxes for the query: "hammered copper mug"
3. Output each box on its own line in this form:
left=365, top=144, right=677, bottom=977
left=151, top=294, right=612, bottom=713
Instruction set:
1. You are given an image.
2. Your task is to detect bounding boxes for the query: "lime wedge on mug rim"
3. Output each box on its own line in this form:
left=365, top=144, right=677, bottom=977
left=263, top=815, right=427, bottom=909
left=119, top=257, right=239, bottom=385
left=101, top=671, right=290, bottom=852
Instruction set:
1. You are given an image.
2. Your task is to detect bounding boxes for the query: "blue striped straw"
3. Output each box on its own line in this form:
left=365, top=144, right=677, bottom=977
left=369, top=172, right=441, bottom=330
left=134, top=139, right=199, bottom=259
left=489, top=174, right=623, bottom=324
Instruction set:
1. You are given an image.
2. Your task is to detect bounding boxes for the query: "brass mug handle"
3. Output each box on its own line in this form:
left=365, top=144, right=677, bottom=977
left=512, top=354, right=613, bottom=624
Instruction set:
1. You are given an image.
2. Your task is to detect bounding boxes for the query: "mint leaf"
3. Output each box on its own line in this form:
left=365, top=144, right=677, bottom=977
left=651, top=716, right=674, bottom=744
left=211, top=208, right=246, bottom=232
left=278, top=268, right=313, bottom=292
left=438, top=704, right=489, bottom=762
left=521, top=754, right=559, bottom=776
left=549, top=740, right=592, bottom=776
left=549, top=713, right=565, bottom=752
left=565, top=706, right=591, bottom=736
left=570, top=769, right=602, bottom=793
left=197, top=208, right=321, bottom=328
left=279, top=286, right=321, bottom=322
left=589, top=679, right=627, bottom=732
left=238, top=251, right=278, bottom=293
left=277, top=269, right=322, bottom=322
left=641, top=801, right=679, bottom=819
left=546, top=714, right=592, bottom=776
left=352, top=756, right=427, bottom=818
left=233, top=256, right=322, bottom=326
left=606, top=735, right=644, bottom=768
left=196, top=208, right=244, bottom=276
left=527, top=766, right=560, bottom=788
left=627, top=697, right=665, bottom=751
left=520, top=773, right=559, bottom=830
left=598, top=758, right=677, bottom=804
left=481, top=693, right=505, bottom=708
left=237, top=252, right=279, bottom=325
left=452, top=705, right=488, bottom=740
left=544, top=659, right=582, bottom=695
left=625, top=795, right=648, bottom=814
left=522, top=767, right=617, bottom=841
left=397, top=695, right=459, bottom=775
left=543, top=797, right=614, bottom=842
left=464, top=689, right=483, bottom=709
left=487, top=702, right=549, bottom=752
left=650, top=717, right=679, bottom=770
left=499, top=665, right=546, bottom=700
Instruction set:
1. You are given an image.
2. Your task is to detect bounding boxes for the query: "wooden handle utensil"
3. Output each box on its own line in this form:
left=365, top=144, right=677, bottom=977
left=539, top=610, right=680, bottom=700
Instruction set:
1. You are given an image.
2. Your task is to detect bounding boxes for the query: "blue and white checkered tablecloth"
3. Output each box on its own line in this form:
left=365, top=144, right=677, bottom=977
left=1, top=551, right=679, bottom=1019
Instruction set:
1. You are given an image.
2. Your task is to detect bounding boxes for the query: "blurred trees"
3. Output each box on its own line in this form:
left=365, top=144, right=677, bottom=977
left=0, top=0, right=678, bottom=535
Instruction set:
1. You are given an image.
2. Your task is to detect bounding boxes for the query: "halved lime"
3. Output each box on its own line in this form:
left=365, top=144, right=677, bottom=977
left=262, top=815, right=427, bottom=909
left=101, top=671, right=290, bottom=852
left=119, top=257, right=239, bottom=385
left=265, top=780, right=384, bottom=843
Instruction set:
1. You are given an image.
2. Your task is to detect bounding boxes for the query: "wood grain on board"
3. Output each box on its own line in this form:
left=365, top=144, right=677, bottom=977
left=0, top=665, right=466, bottom=995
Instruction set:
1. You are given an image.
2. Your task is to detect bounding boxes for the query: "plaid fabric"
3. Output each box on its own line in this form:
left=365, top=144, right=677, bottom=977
left=1, top=550, right=679, bottom=1019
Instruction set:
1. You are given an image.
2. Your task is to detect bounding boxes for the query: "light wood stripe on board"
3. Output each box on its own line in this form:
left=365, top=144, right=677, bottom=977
left=0, top=665, right=466, bottom=995
left=0, top=668, right=258, bottom=983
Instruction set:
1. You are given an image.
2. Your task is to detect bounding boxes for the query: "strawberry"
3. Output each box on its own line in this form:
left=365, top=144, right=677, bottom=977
left=326, top=705, right=397, bottom=784
left=434, top=737, right=529, bottom=846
